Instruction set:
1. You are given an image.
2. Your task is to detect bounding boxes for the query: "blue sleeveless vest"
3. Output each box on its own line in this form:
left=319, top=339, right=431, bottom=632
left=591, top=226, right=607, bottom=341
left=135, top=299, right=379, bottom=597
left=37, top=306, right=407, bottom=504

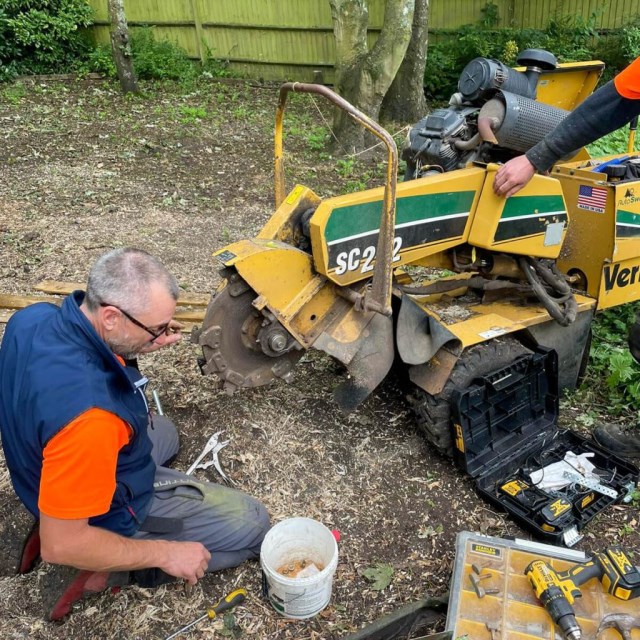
left=0, top=291, right=155, bottom=536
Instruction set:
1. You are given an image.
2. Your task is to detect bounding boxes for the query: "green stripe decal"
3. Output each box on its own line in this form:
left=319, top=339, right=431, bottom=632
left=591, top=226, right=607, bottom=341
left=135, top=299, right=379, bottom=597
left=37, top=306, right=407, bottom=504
left=324, top=191, right=476, bottom=243
left=500, top=195, right=565, bottom=219
left=617, top=210, right=640, bottom=226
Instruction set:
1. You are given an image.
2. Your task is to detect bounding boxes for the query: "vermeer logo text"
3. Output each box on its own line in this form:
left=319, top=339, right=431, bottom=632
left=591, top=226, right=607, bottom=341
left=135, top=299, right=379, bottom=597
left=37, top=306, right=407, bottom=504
left=604, top=263, right=640, bottom=291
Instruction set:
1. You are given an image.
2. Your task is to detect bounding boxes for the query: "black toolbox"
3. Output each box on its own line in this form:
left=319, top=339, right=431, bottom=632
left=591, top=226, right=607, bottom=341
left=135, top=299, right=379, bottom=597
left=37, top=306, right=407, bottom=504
left=451, top=346, right=639, bottom=546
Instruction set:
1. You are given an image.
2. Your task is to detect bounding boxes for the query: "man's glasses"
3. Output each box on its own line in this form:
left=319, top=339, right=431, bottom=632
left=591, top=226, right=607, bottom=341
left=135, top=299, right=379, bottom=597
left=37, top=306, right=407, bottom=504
left=100, top=302, right=170, bottom=342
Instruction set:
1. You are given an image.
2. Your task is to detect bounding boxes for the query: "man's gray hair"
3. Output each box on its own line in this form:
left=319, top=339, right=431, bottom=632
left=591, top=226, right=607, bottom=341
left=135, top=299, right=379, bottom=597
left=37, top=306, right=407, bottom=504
left=85, top=248, right=179, bottom=313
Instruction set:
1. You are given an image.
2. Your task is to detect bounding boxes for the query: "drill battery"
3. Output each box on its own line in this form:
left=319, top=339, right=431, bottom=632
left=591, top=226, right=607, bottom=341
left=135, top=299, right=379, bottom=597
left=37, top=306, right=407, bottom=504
left=498, top=477, right=599, bottom=533
left=596, top=546, right=640, bottom=600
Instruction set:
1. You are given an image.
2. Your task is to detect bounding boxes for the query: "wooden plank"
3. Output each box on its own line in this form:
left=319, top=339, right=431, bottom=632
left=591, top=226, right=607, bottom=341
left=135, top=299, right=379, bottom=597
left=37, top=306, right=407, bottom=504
left=173, top=309, right=205, bottom=322
left=0, top=293, right=203, bottom=321
left=0, top=306, right=197, bottom=333
left=34, top=281, right=211, bottom=307
left=33, top=280, right=79, bottom=295
left=191, top=0, right=206, bottom=62
left=0, top=294, right=60, bottom=310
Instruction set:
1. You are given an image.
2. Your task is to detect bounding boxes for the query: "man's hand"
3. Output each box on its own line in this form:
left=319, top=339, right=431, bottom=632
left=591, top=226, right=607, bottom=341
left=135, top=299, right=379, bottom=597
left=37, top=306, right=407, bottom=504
left=159, top=541, right=211, bottom=585
left=139, top=320, right=184, bottom=354
left=493, top=155, right=536, bottom=197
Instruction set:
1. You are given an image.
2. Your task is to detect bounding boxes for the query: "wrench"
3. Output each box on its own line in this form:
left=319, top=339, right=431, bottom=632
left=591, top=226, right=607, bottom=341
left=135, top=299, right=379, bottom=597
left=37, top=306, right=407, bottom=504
left=186, top=431, right=226, bottom=476
left=194, top=438, right=233, bottom=484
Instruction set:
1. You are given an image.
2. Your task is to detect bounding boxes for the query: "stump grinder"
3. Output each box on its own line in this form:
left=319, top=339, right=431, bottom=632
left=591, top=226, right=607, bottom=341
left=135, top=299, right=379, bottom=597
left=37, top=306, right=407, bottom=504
left=192, top=50, right=640, bottom=456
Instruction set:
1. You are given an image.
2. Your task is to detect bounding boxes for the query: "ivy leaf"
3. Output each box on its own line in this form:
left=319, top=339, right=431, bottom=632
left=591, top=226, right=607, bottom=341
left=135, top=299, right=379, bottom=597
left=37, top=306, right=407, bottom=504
left=361, top=563, right=394, bottom=591
left=219, top=612, right=242, bottom=638
left=607, top=350, right=634, bottom=387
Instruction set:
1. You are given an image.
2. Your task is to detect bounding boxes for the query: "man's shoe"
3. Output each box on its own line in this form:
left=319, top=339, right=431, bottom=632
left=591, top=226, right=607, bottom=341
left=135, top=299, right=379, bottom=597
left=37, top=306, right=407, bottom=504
left=0, top=496, right=39, bottom=576
left=592, top=423, right=640, bottom=460
left=42, top=565, right=175, bottom=620
left=42, top=565, right=131, bottom=621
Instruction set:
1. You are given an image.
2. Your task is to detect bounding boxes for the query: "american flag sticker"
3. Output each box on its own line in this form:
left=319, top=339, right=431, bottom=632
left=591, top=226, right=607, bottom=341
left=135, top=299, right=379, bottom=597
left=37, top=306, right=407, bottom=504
left=577, top=185, right=607, bottom=212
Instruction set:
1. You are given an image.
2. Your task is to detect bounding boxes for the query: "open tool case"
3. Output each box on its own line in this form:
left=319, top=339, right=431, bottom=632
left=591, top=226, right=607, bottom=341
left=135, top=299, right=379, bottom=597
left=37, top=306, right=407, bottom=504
left=451, top=347, right=639, bottom=546
left=447, top=531, right=640, bottom=640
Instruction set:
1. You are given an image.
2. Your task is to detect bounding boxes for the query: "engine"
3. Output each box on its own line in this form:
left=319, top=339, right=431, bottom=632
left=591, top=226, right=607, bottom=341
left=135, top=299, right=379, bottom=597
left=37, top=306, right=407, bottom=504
left=404, top=106, right=479, bottom=176
left=404, top=49, right=567, bottom=180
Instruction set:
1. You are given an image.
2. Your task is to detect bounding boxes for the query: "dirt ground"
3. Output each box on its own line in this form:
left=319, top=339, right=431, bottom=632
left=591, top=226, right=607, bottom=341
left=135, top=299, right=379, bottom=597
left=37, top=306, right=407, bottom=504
left=0, top=77, right=638, bottom=640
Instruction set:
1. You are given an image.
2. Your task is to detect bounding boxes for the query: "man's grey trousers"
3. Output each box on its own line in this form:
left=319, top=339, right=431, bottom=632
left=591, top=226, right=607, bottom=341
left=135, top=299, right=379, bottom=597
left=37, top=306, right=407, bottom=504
left=135, top=415, right=270, bottom=572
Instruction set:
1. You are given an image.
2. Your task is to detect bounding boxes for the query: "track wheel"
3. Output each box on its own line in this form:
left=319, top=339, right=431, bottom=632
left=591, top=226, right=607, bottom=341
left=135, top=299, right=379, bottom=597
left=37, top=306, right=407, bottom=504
left=408, top=337, right=532, bottom=457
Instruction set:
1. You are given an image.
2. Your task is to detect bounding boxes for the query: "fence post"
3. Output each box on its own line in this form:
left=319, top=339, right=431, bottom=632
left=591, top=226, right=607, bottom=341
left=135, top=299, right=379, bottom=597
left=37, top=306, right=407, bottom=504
left=190, top=0, right=205, bottom=63
left=506, top=0, right=516, bottom=27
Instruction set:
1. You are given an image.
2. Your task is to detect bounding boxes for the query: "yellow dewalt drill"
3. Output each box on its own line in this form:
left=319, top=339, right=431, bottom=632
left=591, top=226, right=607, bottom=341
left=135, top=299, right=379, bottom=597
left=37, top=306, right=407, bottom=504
left=526, top=546, right=640, bottom=640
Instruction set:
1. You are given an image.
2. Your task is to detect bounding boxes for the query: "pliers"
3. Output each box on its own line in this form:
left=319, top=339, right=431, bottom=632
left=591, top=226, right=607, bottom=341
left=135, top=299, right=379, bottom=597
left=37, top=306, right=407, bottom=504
left=186, top=431, right=233, bottom=483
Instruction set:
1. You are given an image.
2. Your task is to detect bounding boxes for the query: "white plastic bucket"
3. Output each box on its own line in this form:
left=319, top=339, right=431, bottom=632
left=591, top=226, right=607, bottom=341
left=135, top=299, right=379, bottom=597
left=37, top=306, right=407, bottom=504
left=260, top=517, right=339, bottom=619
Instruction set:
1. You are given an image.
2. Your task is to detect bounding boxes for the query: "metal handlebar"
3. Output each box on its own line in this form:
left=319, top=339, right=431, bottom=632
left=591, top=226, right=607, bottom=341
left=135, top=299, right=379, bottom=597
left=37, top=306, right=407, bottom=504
left=274, top=82, right=398, bottom=316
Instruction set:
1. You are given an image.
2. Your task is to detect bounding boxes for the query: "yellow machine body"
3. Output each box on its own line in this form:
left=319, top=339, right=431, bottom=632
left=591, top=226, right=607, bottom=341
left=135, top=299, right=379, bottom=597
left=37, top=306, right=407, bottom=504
left=308, top=165, right=568, bottom=290
left=555, top=154, right=640, bottom=309
left=195, top=57, right=640, bottom=447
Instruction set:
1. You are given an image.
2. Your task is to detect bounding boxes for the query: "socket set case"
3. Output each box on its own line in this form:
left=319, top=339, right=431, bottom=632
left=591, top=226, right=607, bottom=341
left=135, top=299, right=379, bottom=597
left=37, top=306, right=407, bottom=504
left=451, top=347, right=638, bottom=546
left=446, top=531, right=640, bottom=640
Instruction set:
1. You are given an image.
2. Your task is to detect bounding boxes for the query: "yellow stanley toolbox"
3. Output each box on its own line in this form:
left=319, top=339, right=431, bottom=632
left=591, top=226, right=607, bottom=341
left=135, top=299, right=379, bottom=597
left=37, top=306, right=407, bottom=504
left=447, top=531, right=640, bottom=640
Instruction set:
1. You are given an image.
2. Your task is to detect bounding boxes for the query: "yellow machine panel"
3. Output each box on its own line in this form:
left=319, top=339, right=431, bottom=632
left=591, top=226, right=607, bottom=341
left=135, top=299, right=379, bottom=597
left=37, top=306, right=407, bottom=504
left=555, top=154, right=640, bottom=305
left=468, top=167, right=568, bottom=258
left=523, top=61, right=604, bottom=110
left=614, top=180, right=640, bottom=262
left=597, top=254, right=640, bottom=310
left=408, top=293, right=595, bottom=349
left=309, top=167, right=487, bottom=286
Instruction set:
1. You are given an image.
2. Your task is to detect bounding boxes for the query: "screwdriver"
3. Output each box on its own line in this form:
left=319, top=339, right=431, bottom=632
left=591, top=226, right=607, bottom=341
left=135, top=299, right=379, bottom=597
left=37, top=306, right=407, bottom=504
left=165, top=588, right=247, bottom=640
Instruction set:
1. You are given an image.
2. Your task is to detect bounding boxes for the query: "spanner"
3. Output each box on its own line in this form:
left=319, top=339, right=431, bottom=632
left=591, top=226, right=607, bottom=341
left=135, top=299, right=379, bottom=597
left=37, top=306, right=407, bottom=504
left=194, top=438, right=232, bottom=483
left=186, top=431, right=232, bottom=483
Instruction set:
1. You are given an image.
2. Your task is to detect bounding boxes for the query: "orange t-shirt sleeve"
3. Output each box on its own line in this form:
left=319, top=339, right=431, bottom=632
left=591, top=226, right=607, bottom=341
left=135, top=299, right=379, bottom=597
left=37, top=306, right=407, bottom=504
left=38, top=408, right=132, bottom=519
left=614, top=57, right=640, bottom=99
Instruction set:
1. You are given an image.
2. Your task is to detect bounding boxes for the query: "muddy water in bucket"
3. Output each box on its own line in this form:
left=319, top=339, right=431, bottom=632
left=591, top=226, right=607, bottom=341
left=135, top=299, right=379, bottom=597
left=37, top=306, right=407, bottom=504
left=260, top=517, right=338, bottom=619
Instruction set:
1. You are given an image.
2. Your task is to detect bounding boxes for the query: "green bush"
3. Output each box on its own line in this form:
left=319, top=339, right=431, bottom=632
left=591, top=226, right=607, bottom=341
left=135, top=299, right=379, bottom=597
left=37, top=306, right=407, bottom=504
left=0, top=0, right=93, bottom=81
left=589, top=305, right=640, bottom=413
left=129, top=27, right=198, bottom=82
left=423, top=43, right=459, bottom=101
left=84, top=42, right=116, bottom=78
left=424, top=3, right=612, bottom=102
left=594, top=21, right=640, bottom=82
left=542, top=11, right=600, bottom=61
left=86, top=28, right=231, bottom=83
left=586, top=127, right=632, bottom=157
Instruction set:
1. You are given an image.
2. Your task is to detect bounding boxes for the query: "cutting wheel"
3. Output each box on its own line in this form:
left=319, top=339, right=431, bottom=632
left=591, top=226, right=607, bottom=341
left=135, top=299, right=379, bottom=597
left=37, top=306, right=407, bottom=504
left=195, top=273, right=304, bottom=393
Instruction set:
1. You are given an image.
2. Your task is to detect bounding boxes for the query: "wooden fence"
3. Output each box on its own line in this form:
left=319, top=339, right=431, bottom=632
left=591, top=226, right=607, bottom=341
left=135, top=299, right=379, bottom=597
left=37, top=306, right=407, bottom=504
left=88, top=0, right=640, bottom=82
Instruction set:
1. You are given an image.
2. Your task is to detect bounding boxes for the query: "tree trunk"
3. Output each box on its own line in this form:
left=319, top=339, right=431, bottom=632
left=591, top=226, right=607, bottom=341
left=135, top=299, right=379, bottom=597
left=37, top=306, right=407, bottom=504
left=107, top=0, right=139, bottom=94
left=380, top=0, right=428, bottom=123
left=329, top=0, right=415, bottom=155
